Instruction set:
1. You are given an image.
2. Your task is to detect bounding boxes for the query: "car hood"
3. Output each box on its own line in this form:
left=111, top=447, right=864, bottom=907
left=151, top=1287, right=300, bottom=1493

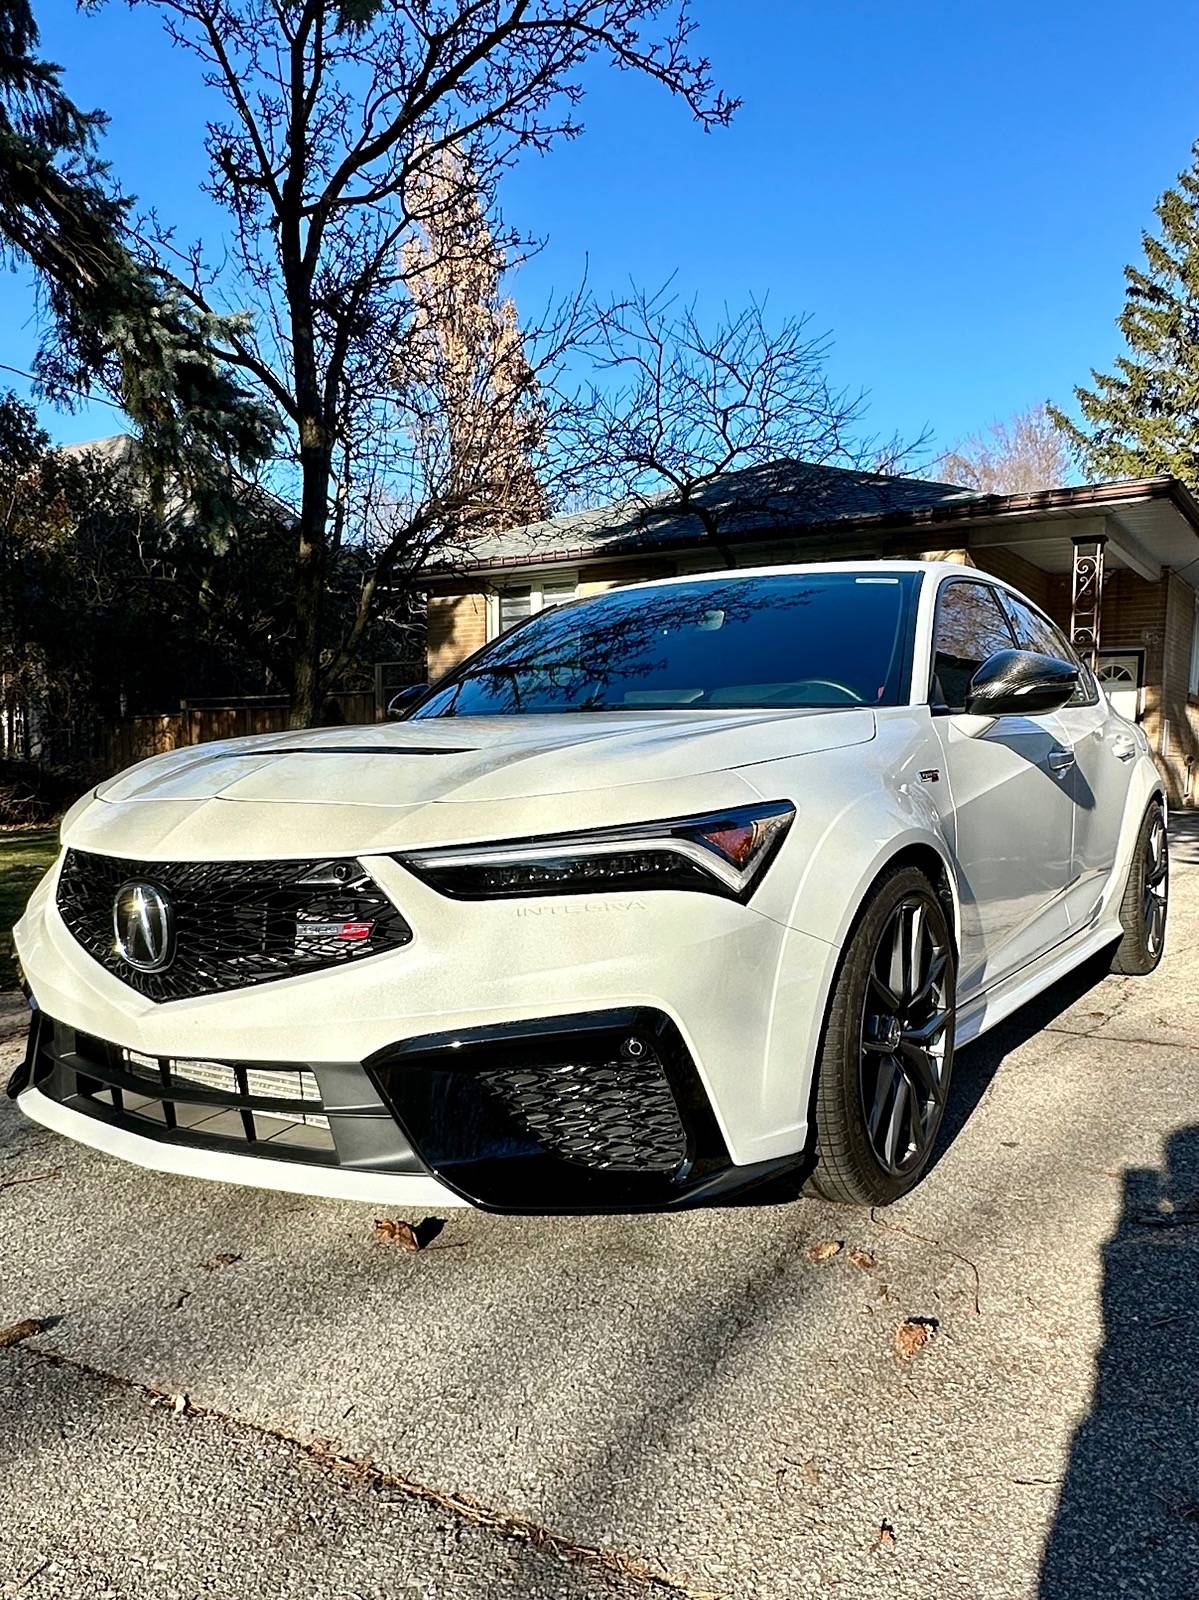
left=94, top=708, right=875, bottom=807
left=63, top=708, right=875, bottom=859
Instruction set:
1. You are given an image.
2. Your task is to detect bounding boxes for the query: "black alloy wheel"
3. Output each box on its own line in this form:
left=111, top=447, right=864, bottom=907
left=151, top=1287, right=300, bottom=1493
left=808, top=867, right=957, bottom=1206
left=1111, top=802, right=1169, bottom=976
left=859, top=896, right=953, bottom=1179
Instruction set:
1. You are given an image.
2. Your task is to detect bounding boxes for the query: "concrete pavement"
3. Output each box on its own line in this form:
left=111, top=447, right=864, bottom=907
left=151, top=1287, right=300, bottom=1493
left=2, top=821, right=1198, bottom=1599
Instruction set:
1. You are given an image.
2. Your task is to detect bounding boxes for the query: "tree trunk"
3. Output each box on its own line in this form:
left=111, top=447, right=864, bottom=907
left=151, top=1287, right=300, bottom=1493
left=289, top=432, right=332, bottom=729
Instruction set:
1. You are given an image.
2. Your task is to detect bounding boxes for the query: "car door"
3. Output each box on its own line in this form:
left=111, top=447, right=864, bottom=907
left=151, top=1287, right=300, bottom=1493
left=927, top=577, right=1076, bottom=994
left=996, top=589, right=1136, bottom=927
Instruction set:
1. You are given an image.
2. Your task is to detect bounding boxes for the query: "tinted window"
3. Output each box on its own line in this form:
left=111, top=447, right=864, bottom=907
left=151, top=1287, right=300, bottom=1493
left=998, top=590, right=1097, bottom=705
left=415, top=571, right=922, bottom=717
left=930, top=580, right=1016, bottom=710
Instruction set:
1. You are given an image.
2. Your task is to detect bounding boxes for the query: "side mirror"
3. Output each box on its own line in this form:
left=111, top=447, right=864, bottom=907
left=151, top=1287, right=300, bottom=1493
left=965, top=649, right=1079, bottom=718
left=386, top=683, right=429, bottom=720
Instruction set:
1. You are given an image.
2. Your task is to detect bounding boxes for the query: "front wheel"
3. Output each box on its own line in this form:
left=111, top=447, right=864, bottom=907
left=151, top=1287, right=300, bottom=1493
left=807, top=867, right=956, bottom=1206
left=1109, top=802, right=1168, bottom=976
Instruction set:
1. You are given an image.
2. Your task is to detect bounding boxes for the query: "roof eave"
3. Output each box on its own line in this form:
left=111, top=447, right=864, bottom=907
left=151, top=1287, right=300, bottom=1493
left=437, top=476, right=1199, bottom=577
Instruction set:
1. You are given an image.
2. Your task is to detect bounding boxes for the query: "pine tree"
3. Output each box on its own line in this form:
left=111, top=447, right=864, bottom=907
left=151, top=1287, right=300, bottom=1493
left=0, top=0, right=275, bottom=486
left=1050, top=142, right=1199, bottom=487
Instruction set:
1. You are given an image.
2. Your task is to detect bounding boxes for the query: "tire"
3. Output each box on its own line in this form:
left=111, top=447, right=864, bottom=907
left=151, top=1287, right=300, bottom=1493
left=807, top=867, right=957, bottom=1207
left=1109, top=802, right=1168, bottom=976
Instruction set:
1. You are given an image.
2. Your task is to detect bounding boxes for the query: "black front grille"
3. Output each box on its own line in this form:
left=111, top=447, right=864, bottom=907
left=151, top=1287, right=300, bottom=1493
left=56, top=850, right=412, bottom=1001
left=479, top=1056, right=686, bottom=1172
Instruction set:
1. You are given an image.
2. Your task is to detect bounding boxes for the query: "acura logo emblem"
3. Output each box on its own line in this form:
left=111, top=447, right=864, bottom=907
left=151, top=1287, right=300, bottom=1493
left=113, top=881, right=175, bottom=972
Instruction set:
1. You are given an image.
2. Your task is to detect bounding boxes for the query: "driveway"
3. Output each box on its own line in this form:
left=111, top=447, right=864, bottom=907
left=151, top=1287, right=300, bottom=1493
left=3, top=820, right=1198, bottom=1600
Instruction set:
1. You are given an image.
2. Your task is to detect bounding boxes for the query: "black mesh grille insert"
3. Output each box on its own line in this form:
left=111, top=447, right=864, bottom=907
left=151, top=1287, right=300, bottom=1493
left=56, top=850, right=412, bottom=1001
left=478, top=1057, right=686, bottom=1172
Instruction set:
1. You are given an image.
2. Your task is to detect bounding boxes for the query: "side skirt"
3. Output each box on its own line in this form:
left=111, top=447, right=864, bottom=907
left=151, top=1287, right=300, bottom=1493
left=955, top=917, right=1123, bottom=1046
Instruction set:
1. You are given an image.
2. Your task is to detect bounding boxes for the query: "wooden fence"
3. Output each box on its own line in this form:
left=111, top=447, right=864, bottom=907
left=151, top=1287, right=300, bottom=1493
left=104, top=691, right=377, bottom=773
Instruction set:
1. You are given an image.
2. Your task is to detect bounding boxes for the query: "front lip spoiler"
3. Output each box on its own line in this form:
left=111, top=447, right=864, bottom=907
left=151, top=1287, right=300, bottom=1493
left=15, top=1086, right=468, bottom=1207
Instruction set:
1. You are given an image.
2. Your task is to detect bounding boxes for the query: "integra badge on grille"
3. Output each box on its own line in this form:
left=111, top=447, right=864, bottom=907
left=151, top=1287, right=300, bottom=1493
left=294, top=918, right=375, bottom=943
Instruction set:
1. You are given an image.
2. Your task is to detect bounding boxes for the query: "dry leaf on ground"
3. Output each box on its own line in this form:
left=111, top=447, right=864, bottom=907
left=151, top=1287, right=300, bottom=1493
left=805, top=1240, right=844, bottom=1264
left=374, top=1218, right=422, bottom=1251
left=894, top=1316, right=939, bottom=1361
left=199, top=1251, right=242, bottom=1272
left=0, top=1318, right=43, bottom=1349
left=848, top=1248, right=877, bottom=1270
left=871, top=1520, right=898, bottom=1553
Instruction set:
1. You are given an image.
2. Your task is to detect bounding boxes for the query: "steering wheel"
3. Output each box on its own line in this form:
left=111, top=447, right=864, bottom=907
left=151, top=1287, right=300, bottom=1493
left=791, top=678, right=866, bottom=707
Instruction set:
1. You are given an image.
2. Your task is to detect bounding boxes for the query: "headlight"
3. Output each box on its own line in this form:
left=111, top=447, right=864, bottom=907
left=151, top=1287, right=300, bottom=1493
left=396, top=802, right=795, bottom=902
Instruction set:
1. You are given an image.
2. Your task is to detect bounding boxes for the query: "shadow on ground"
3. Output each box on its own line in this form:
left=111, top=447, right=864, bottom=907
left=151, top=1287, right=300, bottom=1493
left=1039, top=1122, right=1199, bottom=1597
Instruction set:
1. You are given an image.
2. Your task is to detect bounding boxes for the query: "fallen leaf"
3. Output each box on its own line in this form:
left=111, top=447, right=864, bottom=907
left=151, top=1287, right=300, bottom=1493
left=805, top=1240, right=843, bottom=1264
left=0, top=1318, right=43, bottom=1349
left=374, top=1218, right=422, bottom=1251
left=798, top=1457, right=820, bottom=1486
left=871, top=1520, right=898, bottom=1553
left=199, top=1251, right=243, bottom=1272
left=894, top=1316, right=939, bottom=1362
left=848, top=1248, right=877, bottom=1271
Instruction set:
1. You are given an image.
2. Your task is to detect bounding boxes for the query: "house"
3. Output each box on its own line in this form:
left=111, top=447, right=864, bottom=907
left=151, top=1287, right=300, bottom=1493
left=425, top=460, right=1199, bottom=806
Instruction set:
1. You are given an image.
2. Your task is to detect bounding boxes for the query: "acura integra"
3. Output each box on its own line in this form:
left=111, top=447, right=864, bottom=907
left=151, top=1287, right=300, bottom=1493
left=9, top=562, right=1167, bottom=1211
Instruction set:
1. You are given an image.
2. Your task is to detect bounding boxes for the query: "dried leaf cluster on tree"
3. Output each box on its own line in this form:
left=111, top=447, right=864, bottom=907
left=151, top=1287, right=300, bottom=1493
left=938, top=404, right=1072, bottom=496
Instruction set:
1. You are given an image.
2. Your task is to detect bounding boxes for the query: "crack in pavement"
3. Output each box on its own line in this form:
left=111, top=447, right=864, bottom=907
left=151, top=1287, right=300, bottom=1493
left=1042, top=1025, right=1189, bottom=1050
left=3, top=1342, right=726, bottom=1600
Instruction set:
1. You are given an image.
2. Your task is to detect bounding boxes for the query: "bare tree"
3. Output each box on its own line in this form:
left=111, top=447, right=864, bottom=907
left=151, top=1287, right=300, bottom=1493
left=938, top=404, right=1073, bottom=495
left=562, top=285, right=877, bottom=565
left=115, top=0, right=734, bottom=726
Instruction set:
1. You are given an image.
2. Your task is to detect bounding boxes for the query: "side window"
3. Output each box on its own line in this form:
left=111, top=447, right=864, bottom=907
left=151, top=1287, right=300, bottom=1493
left=930, top=580, right=1016, bottom=711
left=999, top=591, right=1098, bottom=705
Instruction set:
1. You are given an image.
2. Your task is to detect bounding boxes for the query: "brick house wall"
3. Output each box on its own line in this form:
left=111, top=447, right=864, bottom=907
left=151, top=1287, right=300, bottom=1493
left=426, top=589, right=488, bottom=679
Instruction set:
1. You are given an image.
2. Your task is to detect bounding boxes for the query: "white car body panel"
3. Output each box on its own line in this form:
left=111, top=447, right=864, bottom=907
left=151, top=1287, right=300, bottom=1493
left=10, top=560, right=1164, bottom=1211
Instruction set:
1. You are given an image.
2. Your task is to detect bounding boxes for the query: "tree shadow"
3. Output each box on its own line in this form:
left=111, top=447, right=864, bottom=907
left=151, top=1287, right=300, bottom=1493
left=1039, top=1122, right=1199, bottom=1597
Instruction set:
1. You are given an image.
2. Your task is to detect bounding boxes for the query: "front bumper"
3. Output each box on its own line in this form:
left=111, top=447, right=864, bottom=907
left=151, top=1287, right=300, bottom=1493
left=11, top=1006, right=803, bottom=1212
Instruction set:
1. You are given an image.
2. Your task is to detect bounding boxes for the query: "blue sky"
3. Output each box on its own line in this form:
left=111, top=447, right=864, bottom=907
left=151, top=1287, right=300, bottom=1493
left=4, top=0, right=1199, bottom=463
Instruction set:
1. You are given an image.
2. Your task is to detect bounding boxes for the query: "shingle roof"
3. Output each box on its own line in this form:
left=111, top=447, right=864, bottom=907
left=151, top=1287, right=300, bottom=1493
left=457, top=459, right=979, bottom=569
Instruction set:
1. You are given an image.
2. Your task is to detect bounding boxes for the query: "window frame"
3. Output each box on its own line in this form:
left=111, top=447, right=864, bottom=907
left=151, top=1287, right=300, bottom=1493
left=926, top=576, right=1019, bottom=714
left=994, top=587, right=1100, bottom=707
left=488, top=575, right=579, bottom=640
left=1189, top=590, right=1199, bottom=700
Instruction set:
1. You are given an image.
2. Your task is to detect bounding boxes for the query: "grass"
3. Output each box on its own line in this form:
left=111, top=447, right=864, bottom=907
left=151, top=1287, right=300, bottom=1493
left=1, top=827, right=58, bottom=988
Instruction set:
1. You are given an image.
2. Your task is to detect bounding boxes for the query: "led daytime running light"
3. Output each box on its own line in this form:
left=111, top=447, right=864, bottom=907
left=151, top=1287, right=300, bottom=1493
left=397, top=803, right=795, bottom=902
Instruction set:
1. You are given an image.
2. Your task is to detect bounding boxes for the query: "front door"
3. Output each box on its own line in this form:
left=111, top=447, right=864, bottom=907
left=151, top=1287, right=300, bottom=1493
left=1095, top=652, right=1142, bottom=723
left=928, top=578, right=1075, bottom=995
left=995, top=591, right=1137, bottom=924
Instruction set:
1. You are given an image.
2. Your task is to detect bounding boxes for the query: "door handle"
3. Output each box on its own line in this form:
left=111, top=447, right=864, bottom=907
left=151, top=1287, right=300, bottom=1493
left=1111, top=735, right=1137, bottom=762
left=1048, top=748, right=1075, bottom=776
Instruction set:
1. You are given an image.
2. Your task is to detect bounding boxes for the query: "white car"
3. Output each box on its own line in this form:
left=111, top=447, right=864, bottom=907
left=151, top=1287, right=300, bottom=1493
left=9, top=562, right=1167, bottom=1211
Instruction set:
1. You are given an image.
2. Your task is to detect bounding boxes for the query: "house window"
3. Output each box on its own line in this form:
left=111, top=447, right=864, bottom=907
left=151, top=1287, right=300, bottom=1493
left=492, top=577, right=578, bottom=638
left=1190, top=594, right=1199, bottom=698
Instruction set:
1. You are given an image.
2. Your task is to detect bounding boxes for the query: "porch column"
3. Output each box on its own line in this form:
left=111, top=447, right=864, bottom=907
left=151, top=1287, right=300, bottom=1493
left=1069, top=533, right=1107, bottom=670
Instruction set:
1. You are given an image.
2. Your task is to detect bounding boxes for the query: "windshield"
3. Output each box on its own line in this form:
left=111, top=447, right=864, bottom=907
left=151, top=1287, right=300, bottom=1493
left=414, top=570, right=922, bottom=718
